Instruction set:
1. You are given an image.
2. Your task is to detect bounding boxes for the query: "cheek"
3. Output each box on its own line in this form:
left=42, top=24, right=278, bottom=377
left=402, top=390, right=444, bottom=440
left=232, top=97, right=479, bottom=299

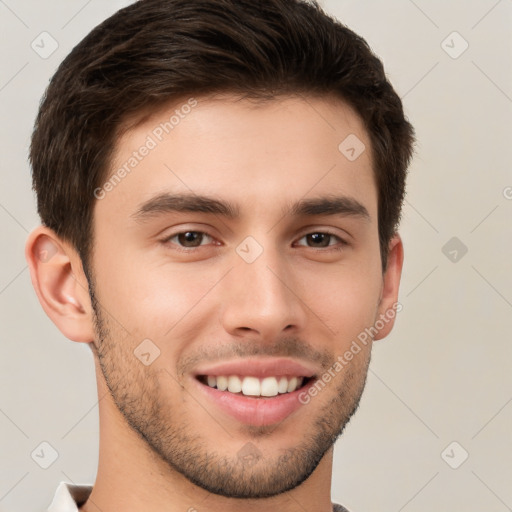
left=302, top=263, right=382, bottom=344
left=93, top=251, right=223, bottom=341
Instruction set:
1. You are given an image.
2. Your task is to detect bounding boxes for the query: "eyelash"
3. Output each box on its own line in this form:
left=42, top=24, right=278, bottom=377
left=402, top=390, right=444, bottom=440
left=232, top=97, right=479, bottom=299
left=161, top=230, right=348, bottom=253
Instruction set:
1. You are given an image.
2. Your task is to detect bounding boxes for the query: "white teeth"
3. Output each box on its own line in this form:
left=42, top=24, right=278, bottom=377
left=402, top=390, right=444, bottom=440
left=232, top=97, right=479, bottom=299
left=277, top=376, right=288, bottom=394
left=287, top=377, right=298, bottom=393
left=260, top=377, right=278, bottom=397
left=216, top=375, right=228, bottom=391
left=228, top=375, right=242, bottom=393
left=242, top=376, right=260, bottom=396
left=204, top=375, right=305, bottom=397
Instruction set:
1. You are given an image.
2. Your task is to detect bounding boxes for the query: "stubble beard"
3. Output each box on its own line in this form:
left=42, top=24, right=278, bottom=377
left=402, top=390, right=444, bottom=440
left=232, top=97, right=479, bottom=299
left=89, top=282, right=371, bottom=499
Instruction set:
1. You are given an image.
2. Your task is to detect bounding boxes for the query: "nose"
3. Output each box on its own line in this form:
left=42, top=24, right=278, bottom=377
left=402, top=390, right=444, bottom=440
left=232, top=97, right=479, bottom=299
left=220, top=243, right=308, bottom=341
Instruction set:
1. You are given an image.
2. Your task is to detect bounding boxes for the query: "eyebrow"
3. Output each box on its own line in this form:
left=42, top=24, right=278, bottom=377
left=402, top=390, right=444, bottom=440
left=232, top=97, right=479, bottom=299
left=131, top=192, right=370, bottom=223
left=287, top=195, right=369, bottom=220
left=132, top=193, right=240, bottom=221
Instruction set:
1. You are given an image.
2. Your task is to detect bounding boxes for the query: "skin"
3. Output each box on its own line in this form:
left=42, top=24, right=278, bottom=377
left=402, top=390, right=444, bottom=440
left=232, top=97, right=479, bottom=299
left=26, top=94, right=403, bottom=512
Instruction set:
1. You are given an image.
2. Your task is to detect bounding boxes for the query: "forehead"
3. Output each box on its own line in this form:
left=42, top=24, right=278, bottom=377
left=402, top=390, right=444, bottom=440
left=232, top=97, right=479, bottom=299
left=95, top=94, right=377, bottom=226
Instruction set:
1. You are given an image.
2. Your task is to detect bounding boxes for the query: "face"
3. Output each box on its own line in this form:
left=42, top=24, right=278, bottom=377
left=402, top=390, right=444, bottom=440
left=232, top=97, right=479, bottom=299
left=88, top=94, right=394, bottom=498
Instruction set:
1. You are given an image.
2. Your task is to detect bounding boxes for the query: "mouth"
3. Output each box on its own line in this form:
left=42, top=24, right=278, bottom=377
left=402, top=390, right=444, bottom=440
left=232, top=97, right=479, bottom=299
left=192, top=358, right=318, bottom=426
left=197, top=374, right=312, bottom=397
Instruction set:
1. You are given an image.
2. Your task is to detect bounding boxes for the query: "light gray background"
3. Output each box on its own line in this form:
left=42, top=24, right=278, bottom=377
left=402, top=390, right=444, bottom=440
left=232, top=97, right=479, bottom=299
left=1, top=1, right=511, bottom=511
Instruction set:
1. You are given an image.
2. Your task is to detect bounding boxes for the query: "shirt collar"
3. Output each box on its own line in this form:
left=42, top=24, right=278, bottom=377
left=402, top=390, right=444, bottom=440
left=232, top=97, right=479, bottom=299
left=48, top=481, right=93, bottom=512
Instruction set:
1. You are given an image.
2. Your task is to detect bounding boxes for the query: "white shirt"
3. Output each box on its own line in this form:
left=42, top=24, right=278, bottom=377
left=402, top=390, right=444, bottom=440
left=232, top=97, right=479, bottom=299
left=48, top=482, right=93, bottom=512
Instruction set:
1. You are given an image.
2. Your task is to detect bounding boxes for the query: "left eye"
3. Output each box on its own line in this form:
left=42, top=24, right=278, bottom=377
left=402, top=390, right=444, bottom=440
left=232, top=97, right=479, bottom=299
left=295, top=232, right=345, bottom=249
left=165, top=231, right=214, bottom=248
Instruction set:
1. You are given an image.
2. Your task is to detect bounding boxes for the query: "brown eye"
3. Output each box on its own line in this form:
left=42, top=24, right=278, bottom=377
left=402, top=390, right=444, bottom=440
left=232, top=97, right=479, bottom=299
left=306, top=233, right=331, bottom=247
left=178, top=232, right=203, bottom=247
left=165, top=231, right=213, bottom=248
left=296, top=232, right=346, bottom=249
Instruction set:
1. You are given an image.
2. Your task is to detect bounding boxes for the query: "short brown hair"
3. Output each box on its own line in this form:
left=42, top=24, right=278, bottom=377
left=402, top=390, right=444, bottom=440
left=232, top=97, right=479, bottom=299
left=30, top=0, right=414, bottom=273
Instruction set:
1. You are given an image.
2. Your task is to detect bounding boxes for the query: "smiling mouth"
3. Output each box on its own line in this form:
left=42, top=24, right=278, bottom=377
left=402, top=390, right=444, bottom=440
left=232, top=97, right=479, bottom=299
left=197, top=375, right=313, bottom=398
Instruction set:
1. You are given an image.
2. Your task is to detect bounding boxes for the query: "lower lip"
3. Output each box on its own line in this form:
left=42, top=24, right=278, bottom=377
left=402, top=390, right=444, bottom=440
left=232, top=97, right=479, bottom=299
left=194, top=379, right=314, bottom=426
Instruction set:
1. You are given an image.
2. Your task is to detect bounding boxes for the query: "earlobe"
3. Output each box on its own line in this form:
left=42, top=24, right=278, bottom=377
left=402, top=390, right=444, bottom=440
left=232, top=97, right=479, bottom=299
left=25, top=226, right=95, bottom=343
left=373, top=234, right=404, bottom=341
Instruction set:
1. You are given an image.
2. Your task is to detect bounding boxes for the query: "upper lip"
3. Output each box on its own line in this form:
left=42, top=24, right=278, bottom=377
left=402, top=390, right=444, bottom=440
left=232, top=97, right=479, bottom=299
left=193, top=357, right=317, bottom=379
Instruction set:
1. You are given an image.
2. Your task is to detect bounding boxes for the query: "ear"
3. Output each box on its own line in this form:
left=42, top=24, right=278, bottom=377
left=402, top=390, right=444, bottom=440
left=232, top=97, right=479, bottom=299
left=25, top=226, right=95, bottom=343
left=373, top=233, right=404, bottom=341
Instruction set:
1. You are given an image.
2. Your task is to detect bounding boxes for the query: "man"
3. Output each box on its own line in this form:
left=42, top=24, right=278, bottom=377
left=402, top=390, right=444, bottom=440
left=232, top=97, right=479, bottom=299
left=25, top=0, right=414, bottom=510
